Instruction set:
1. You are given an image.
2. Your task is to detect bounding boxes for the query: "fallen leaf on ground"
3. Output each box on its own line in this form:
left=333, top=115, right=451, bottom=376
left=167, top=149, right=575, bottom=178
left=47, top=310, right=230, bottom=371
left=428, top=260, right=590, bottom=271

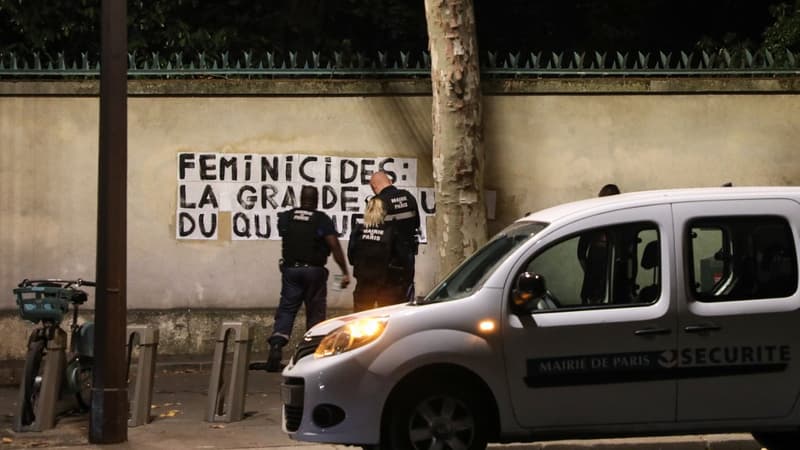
left=158, top=409, right=181, bottom=418
left=2, top=437, right=13, bottom=443
left=209, top=424, right=225, bottom=429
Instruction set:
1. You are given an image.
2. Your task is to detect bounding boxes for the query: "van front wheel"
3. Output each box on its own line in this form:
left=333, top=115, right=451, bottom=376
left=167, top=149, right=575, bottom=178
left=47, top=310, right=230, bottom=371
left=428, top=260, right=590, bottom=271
left=387, top=383, right=487, bottom=450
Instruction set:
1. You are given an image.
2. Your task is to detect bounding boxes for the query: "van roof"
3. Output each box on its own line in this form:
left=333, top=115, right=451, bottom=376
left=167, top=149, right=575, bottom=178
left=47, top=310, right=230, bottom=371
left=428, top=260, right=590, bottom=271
left=518, top=186, right=800, bottom=225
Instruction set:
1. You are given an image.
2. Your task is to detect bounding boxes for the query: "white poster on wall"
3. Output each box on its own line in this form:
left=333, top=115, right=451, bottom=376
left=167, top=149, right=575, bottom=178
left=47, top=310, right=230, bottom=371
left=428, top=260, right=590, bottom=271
left=176, top=153, right=436, bottom=241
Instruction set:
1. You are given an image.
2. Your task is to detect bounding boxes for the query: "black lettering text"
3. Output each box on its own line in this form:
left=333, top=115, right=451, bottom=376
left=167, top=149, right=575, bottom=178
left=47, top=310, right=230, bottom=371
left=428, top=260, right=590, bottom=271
left=233, top=212, right=251, bottom=238
left=261, top=156, right=279, bottom=182
left=300, top=156, right=317, bottom=182
left=360, top=159, right=375, bottom=184
left=340, top=159, right=358, bottom=183
left=341, top=186, right=359, bottom=212
left=219, top=156, right=237, bottom=181
left=237, top=185, right=257, bottom=210
left=261, top=184, right=279, bottom=209
left=199, top=154, right=217, bottom=180
left=421, top=190, right=436, bottom=214
left=198, top=184, right=219, bottom=209
left=178, top=153, right=195, bottom=180
left=179, top=185, right=196, bottom=208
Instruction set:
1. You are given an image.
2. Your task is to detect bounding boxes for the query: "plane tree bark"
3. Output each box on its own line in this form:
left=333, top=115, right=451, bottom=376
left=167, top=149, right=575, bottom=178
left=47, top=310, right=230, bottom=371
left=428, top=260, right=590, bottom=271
left=424, top=0, right=488, bottom=276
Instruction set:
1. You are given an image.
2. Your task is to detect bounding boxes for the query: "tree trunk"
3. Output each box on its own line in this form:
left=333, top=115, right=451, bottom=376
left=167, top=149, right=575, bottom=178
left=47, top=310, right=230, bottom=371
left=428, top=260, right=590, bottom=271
left=424, top=0, right=487, bottom=277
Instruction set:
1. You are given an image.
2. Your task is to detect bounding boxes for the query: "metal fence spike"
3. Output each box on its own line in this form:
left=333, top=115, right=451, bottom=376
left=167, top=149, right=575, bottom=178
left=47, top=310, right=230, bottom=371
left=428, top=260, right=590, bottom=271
left=595, top=51, right=606, bottom=69
left=659, top=51, right=670, bottom=69
left=764, top=49, right=774, bottom=67
left=721, top=49, right=731, bottom=67
left=400, top=51, right=409, bottom=69
left=616, top=52, right=627, bottom=69
left=573, top=52, right=584, bottom=69
left=551, top=52, right=563, bottom=68
left=701, top=51, right=711, bottom=68
left=745, top=49, right=754, bottom=68
left=638, top=51, right=649, bottom=68
left=2, top=46, right=799, bottom=77
left=531, top=51, right=541, bottom=69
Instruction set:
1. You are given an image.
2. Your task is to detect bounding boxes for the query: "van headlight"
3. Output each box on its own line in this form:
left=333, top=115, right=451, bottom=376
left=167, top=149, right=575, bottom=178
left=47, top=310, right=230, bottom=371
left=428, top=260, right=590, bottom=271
left=314, top=317, right=388, bottom=358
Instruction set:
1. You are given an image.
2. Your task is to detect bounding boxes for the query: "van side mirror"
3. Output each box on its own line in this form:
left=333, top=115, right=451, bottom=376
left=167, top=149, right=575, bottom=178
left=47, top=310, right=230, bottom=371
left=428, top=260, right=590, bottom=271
left=512, top=272, right=546, bottom=312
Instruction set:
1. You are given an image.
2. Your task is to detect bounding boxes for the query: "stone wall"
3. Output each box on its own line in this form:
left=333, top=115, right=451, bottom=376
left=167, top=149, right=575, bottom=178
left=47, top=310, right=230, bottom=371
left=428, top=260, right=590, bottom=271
left=2, top=77, right=799, bottom=360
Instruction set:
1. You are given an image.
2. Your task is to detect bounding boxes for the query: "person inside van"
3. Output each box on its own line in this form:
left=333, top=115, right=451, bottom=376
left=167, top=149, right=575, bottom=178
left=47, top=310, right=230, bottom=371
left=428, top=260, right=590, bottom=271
left=577, top=184, right=621, bottom=304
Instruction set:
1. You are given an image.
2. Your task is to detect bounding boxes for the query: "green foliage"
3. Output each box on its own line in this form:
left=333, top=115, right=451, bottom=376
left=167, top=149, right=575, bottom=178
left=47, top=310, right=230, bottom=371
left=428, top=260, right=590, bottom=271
left=763, top=1, right=800, bottom=51
left=0, top=0, right=796, bottom=67
left=1, top=0, right=428, bottom=66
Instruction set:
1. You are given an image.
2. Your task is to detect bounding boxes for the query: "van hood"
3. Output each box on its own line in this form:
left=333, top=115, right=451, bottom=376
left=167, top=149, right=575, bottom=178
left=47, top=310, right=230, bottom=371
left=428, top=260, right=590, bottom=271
left=303, top=302, right=413, bottom=336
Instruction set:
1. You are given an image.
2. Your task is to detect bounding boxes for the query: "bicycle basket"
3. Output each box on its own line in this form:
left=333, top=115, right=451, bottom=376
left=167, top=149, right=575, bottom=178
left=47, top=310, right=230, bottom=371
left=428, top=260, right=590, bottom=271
left=14, top=286, right=72, bottom=323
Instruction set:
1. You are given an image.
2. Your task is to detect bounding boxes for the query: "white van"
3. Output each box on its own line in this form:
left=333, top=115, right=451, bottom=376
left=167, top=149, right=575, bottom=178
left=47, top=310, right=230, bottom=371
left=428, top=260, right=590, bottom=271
left=280, top=187, right=800, bottom=450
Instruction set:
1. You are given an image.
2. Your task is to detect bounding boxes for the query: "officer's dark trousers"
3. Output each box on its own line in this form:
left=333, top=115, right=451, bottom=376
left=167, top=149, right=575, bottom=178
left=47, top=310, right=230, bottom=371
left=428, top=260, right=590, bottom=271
left=353, top=279, right=406, bottom=312
left=271, top=266, right=328, bottom=345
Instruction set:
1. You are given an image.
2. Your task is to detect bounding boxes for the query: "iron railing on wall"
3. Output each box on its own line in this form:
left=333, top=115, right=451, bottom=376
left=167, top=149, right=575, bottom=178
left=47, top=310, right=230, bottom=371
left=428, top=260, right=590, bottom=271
left=1, top=48, right=799, bottom=78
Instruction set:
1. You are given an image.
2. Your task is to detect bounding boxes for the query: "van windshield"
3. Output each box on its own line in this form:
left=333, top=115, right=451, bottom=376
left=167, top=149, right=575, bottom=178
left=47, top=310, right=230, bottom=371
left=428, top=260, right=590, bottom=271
left=419, top=221, right=547, bottom=304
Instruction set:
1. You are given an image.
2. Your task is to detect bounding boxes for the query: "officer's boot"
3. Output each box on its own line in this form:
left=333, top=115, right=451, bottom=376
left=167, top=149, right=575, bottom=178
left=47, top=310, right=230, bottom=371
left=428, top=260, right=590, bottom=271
left=266, top=342, right=284, bottom=372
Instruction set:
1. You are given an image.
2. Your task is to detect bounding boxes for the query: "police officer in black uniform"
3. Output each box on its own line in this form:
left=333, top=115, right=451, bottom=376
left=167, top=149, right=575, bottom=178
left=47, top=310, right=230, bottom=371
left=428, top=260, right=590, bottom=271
left=348, top=197, right=405, bottom=311
left=369, top=170, right=421, bottom=301
left=260, top=185, right=350, bottom=372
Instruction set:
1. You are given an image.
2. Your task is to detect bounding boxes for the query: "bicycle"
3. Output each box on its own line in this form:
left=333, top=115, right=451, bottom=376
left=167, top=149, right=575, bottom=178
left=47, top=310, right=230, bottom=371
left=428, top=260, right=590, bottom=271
left=13, top=278, right=95, bottom=431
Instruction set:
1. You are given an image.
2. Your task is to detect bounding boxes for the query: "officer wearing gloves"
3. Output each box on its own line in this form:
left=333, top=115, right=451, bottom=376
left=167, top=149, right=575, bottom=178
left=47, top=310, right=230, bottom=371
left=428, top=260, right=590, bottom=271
left=254, top=185, right=350, bottom=372
left=369, top=170, right=421, bottom=301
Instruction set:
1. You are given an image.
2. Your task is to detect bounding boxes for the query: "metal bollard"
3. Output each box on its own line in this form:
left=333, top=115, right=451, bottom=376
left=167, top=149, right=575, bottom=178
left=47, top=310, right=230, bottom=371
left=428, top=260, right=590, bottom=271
left=206, top=321, right=253, bottom=423
left=14, top=328, right=67, bottom=432
left=126, top=324, right=159, bottom=427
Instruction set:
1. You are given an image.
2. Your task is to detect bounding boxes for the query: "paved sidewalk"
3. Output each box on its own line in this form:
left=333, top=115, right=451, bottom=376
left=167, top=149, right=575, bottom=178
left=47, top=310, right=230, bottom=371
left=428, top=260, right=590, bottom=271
left=0, top=362, right=763, bottom=449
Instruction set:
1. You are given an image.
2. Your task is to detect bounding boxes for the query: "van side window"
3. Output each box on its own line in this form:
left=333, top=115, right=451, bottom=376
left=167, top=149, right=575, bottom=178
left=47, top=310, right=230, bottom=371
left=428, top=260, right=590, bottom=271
left=525, top=222, right=660, bottom=310
left=688, top=216, right=798, bottom=301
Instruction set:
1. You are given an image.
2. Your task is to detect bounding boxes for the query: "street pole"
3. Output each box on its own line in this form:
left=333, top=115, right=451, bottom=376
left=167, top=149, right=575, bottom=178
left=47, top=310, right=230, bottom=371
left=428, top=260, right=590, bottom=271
left=91, top=0, right=128, bottom=443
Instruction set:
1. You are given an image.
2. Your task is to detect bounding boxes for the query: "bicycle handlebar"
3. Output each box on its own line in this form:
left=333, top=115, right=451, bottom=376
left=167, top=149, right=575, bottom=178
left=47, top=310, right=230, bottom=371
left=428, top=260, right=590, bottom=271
left=18, top=278, right=96, bottom=288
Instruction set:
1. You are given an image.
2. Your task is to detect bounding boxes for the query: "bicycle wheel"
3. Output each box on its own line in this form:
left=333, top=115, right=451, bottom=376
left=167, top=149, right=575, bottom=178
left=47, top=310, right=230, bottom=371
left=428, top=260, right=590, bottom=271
left=69, top=357, right=92, bottom=411
left=19, top=339, right=46, bottom=427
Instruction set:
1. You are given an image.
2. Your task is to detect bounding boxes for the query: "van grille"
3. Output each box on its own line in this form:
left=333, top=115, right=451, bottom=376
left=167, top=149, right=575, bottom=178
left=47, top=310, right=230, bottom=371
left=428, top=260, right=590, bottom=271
left=283, top=377, right=304, bottom=432
left=292, top=335, right=324, bottom=364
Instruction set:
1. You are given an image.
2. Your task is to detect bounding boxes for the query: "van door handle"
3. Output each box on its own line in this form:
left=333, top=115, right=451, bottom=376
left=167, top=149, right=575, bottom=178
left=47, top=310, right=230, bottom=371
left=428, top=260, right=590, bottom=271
left=634, top=327, right=672, bottom=336
left=683, top=324, right=722, bottom=334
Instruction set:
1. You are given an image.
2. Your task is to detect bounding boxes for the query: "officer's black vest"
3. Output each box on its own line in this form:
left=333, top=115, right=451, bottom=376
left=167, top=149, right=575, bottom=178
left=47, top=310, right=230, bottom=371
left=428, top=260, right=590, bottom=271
left=352, top=223, right=394, bottom=281
left=280, top=208, right=330, bottom=267
left=378, top=186, right=419, bottom=256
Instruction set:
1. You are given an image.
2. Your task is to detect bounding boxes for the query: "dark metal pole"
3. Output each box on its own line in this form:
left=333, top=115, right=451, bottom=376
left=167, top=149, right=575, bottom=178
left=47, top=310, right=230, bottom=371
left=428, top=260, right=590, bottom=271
left=91, top=0, right=128, bottom=443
